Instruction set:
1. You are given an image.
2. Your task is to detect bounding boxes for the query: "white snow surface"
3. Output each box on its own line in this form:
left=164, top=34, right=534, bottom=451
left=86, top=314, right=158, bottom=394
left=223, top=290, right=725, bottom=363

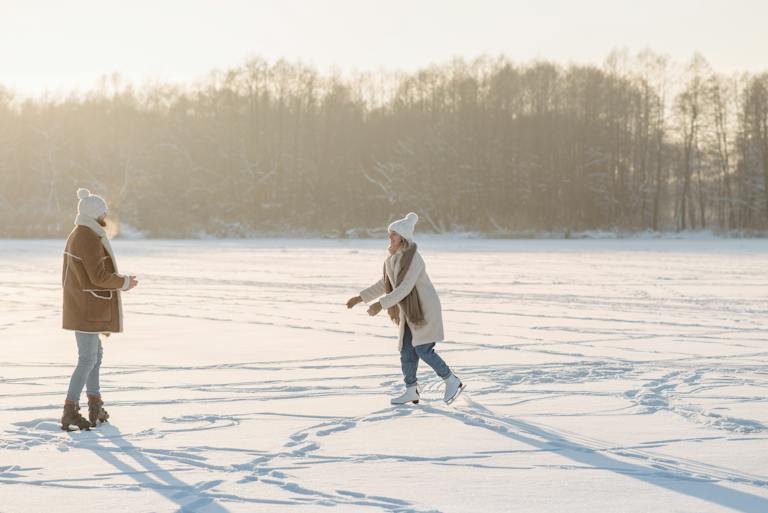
left=1, top=238, right=767, bottom=513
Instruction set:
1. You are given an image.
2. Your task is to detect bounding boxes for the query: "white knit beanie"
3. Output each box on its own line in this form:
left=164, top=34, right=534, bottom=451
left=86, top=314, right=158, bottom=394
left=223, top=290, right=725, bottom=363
left=77, top=188, right=108, bottom=219
left=388, top=212, right=419, bottom=242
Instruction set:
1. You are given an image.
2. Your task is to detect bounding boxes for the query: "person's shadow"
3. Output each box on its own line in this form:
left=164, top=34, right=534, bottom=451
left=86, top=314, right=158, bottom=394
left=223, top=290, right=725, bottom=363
left=426, top=397, right=768, bottom=513
left=81, top=424, right=231, bottom=513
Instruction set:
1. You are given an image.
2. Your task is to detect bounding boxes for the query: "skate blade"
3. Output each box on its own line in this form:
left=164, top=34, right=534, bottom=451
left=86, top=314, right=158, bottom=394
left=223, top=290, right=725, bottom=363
left=444, top=383, right=466, bottom=405
left=391, top=399, right=420, bottom=406
left=61, top=425, right=90, bottom=432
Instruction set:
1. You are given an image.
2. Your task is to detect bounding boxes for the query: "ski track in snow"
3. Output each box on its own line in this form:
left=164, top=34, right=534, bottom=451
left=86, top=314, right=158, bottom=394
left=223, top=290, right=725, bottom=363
left=1, top=239, right=767, bottom=513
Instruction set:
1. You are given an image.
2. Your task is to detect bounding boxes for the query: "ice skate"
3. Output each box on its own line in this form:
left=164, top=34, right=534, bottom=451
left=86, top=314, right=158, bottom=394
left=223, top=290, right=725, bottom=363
left=87, top=394, right=110, bottom=427
left=443, top=374, right=465, bottom=404
left=61, top=402, right=91, bottom=431
left=391, top=384, right=421, bottom=405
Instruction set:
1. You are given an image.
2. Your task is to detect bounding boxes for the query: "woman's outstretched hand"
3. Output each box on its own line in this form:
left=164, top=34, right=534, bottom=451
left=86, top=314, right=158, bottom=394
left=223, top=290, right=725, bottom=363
left=367, top=302, right=383, bottom=316
left=126, top=276, right=139, bottom=291
left=346, top=296, right=363, bottom=309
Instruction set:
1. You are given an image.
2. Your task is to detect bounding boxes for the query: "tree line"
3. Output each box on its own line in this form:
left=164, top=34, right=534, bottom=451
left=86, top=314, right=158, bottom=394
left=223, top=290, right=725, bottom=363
left=0, top=51, right=766, bottom=238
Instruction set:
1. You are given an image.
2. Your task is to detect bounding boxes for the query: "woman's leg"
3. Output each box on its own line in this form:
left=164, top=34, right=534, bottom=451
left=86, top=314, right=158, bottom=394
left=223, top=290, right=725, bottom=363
left=400, top=323, right=419, bottom=386
left=65, top=333, right=100, bottom=402
left=414, top=343, right=451, bottom=379
left=416, top=343, right=463, bottom=403
left=85, top=337, right=104, bottom=398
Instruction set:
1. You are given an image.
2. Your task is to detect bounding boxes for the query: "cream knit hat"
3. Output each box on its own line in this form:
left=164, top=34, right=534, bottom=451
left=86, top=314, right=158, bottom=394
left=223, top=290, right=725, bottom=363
left=76, top=188, right=108, bottom=219
left=388, top=212, right=419, bottom=242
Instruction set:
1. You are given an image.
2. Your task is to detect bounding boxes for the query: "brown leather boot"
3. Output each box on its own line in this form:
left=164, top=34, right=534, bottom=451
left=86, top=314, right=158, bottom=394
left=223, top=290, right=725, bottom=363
left=61, top=401, right=91, bottom=431
left=87, top=394, right=109, bottom=427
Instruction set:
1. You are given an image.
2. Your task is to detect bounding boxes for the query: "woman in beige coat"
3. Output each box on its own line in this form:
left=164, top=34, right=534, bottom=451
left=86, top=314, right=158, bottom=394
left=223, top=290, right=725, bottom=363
left=347, top=213, right=464, bottom=405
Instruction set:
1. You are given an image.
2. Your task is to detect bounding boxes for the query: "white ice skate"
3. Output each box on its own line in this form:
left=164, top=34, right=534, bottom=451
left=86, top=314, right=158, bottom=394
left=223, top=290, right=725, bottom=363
left=391, top=384, right=421, bottom=405
left=443, top=374, right=465, bottom=404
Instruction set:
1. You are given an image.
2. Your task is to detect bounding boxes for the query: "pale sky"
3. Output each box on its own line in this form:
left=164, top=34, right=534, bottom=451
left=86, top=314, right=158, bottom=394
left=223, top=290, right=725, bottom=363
left=0, top=0, right=765, bottom=97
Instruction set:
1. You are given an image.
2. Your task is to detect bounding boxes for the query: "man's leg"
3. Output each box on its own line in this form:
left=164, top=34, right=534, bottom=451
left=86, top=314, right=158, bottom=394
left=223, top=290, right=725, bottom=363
left=66, top=333, right=100, bottom=403
left=85, top=337, right=103, bottom=398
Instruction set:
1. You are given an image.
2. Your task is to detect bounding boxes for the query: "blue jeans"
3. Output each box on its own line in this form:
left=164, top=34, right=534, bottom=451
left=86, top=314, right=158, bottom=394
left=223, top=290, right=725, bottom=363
left=400, top=323, right=451, bottom=386
left=66, top=332, right=103, bottom=402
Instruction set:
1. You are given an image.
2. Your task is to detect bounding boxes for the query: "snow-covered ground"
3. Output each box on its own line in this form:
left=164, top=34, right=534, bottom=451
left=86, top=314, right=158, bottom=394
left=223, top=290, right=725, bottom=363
left=1, top=238, right=767, bottom=513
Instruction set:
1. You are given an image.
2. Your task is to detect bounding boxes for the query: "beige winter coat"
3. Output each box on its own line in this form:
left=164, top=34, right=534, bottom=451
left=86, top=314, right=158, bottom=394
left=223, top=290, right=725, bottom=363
left=360, top=249, right=444, bottom=348
left=62, top=225, right=128, bottom=333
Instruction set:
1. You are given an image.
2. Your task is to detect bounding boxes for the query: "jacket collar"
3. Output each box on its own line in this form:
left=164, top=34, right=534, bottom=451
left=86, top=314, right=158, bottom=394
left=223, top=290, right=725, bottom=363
left=74, top=214, right=107, bottom=239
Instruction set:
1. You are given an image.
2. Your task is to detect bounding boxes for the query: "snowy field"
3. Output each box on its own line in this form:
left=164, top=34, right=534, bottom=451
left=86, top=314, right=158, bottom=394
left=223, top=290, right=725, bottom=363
left=1, top=238, right=767, bottom=513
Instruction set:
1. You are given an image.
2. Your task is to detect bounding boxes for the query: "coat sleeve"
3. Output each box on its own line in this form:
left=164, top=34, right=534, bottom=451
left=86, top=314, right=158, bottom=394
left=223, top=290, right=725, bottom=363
left=76, top=233, right=127, bottom=290
left=378, top=253, right=425, bottom=310
left=360, top=278, right=386, bottom=303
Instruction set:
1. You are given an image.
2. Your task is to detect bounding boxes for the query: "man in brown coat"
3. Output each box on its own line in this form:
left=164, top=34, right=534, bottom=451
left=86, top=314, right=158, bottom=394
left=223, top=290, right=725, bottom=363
left=61, top=188, right=138, bottom=431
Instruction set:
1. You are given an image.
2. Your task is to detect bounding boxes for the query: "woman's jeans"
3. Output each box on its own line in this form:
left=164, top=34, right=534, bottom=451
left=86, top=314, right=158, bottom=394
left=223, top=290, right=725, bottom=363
left=66, top=332, right=103, bottom=402
left=400, top=323, right=451, bottom=386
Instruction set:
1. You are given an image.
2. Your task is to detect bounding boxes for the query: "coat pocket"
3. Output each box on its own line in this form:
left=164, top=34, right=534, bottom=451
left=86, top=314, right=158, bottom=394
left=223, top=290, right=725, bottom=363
left=84, top=290, right=113, bottom=322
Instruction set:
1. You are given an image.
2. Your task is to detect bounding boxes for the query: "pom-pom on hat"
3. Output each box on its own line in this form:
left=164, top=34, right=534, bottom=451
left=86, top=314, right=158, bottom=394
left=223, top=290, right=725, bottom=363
left=77, top=188, right=108, bottom=219
left=388, top=212, right=419, bottom=242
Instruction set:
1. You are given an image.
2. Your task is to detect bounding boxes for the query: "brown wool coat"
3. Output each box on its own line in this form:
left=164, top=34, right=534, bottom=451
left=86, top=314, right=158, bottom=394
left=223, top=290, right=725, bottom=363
left=62, top=226, right=126, bottom=333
